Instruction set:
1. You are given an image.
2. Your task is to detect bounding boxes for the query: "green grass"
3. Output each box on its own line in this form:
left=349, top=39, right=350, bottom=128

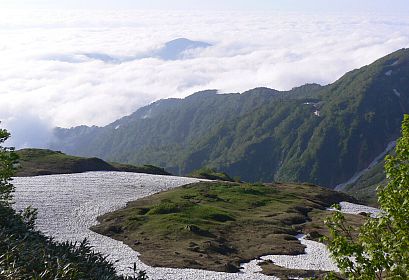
left=188, top=167, right=235, bottom=181
left=92, top=181, right=355, bottom=274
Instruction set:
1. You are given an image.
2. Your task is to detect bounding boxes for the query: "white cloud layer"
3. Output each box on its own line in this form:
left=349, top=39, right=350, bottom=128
left=0, top=9, right=409, bottom=148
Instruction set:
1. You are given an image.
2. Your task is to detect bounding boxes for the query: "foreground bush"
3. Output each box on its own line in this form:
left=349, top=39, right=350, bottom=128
left=325, top=115, right=409, bottom=279
left=0, top=206, right=121, bottom=279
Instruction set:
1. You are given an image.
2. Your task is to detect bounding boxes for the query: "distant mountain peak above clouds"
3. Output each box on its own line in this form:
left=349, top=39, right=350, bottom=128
left=42, top=38, right=212, bottom=64
left=154, top=38, right=212, bottom=60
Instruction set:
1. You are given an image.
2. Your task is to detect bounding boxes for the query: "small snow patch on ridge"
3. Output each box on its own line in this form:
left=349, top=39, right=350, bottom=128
left=393, top=89, right=401, bottom=97
left=385, top=70, right=393, bottom=76
left=142, top=108, right=152, bottom=119
left=390, top=59, right=399, bottom=66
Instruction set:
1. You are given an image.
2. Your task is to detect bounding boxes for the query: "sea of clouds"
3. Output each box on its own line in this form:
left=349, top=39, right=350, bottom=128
left=1, top=9, right=409, bottom=148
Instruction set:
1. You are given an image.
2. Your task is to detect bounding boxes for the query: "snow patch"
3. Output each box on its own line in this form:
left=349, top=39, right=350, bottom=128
left=12, top=172, right=278, bottom=280
left=142, top=108, right=152, bottom=119
left=114, top=125, right=120, bottom=130
left=385, top=70, right=393, bottom=76
left=390, top=59, right=399, bottom=66
left=303, top=102, right=318, bottom=106
left=241, top=234, right=338, bottom=274
left=328, top=201, right=380, bottom=218
left=393, top=89, right=401, bottom=97
left=11, top=173, right=381, bottom=279
left=303, top=102, right=321, bottom=117
left=261, top=234, right=338, bottom=271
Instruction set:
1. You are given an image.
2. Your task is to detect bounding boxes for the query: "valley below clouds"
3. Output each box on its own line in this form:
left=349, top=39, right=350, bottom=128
left=1, top=9, right=409, bottom=147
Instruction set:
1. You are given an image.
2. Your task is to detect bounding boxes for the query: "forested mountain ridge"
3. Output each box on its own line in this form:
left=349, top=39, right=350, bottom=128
left=50, top=48, right=409, bottom=188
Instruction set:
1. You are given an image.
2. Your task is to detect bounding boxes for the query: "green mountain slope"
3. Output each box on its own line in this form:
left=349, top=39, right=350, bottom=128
left=50, top=49, right=409, bottom=188
left=15, top=149, right=170, bottom=177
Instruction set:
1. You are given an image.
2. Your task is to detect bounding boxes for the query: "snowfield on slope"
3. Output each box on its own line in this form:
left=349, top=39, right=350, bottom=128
left=328, top=201, right=380, bottom=217
left=241, top=234, right=338, bottom=274
left=12, top=172, right=279, bottom=280
left=12, top=172, right=378, bottom=279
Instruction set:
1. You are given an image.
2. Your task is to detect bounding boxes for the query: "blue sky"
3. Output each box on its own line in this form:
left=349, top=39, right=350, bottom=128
left=2, top=0, right=409, bottom=13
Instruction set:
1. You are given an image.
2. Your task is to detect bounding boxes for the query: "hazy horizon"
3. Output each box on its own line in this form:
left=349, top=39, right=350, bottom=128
left=2, top=0, right=409, bottom=14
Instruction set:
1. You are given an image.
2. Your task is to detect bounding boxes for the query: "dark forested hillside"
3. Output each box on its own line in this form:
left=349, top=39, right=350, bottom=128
left=50, top=49, right=409, bottom=188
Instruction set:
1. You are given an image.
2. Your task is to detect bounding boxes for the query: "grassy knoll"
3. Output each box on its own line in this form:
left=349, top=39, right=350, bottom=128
left=188, top=167, right=235, bottom=181
left=92, top=182, right=357, bottom=275
left=15, top=149, right=170, bottom=177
